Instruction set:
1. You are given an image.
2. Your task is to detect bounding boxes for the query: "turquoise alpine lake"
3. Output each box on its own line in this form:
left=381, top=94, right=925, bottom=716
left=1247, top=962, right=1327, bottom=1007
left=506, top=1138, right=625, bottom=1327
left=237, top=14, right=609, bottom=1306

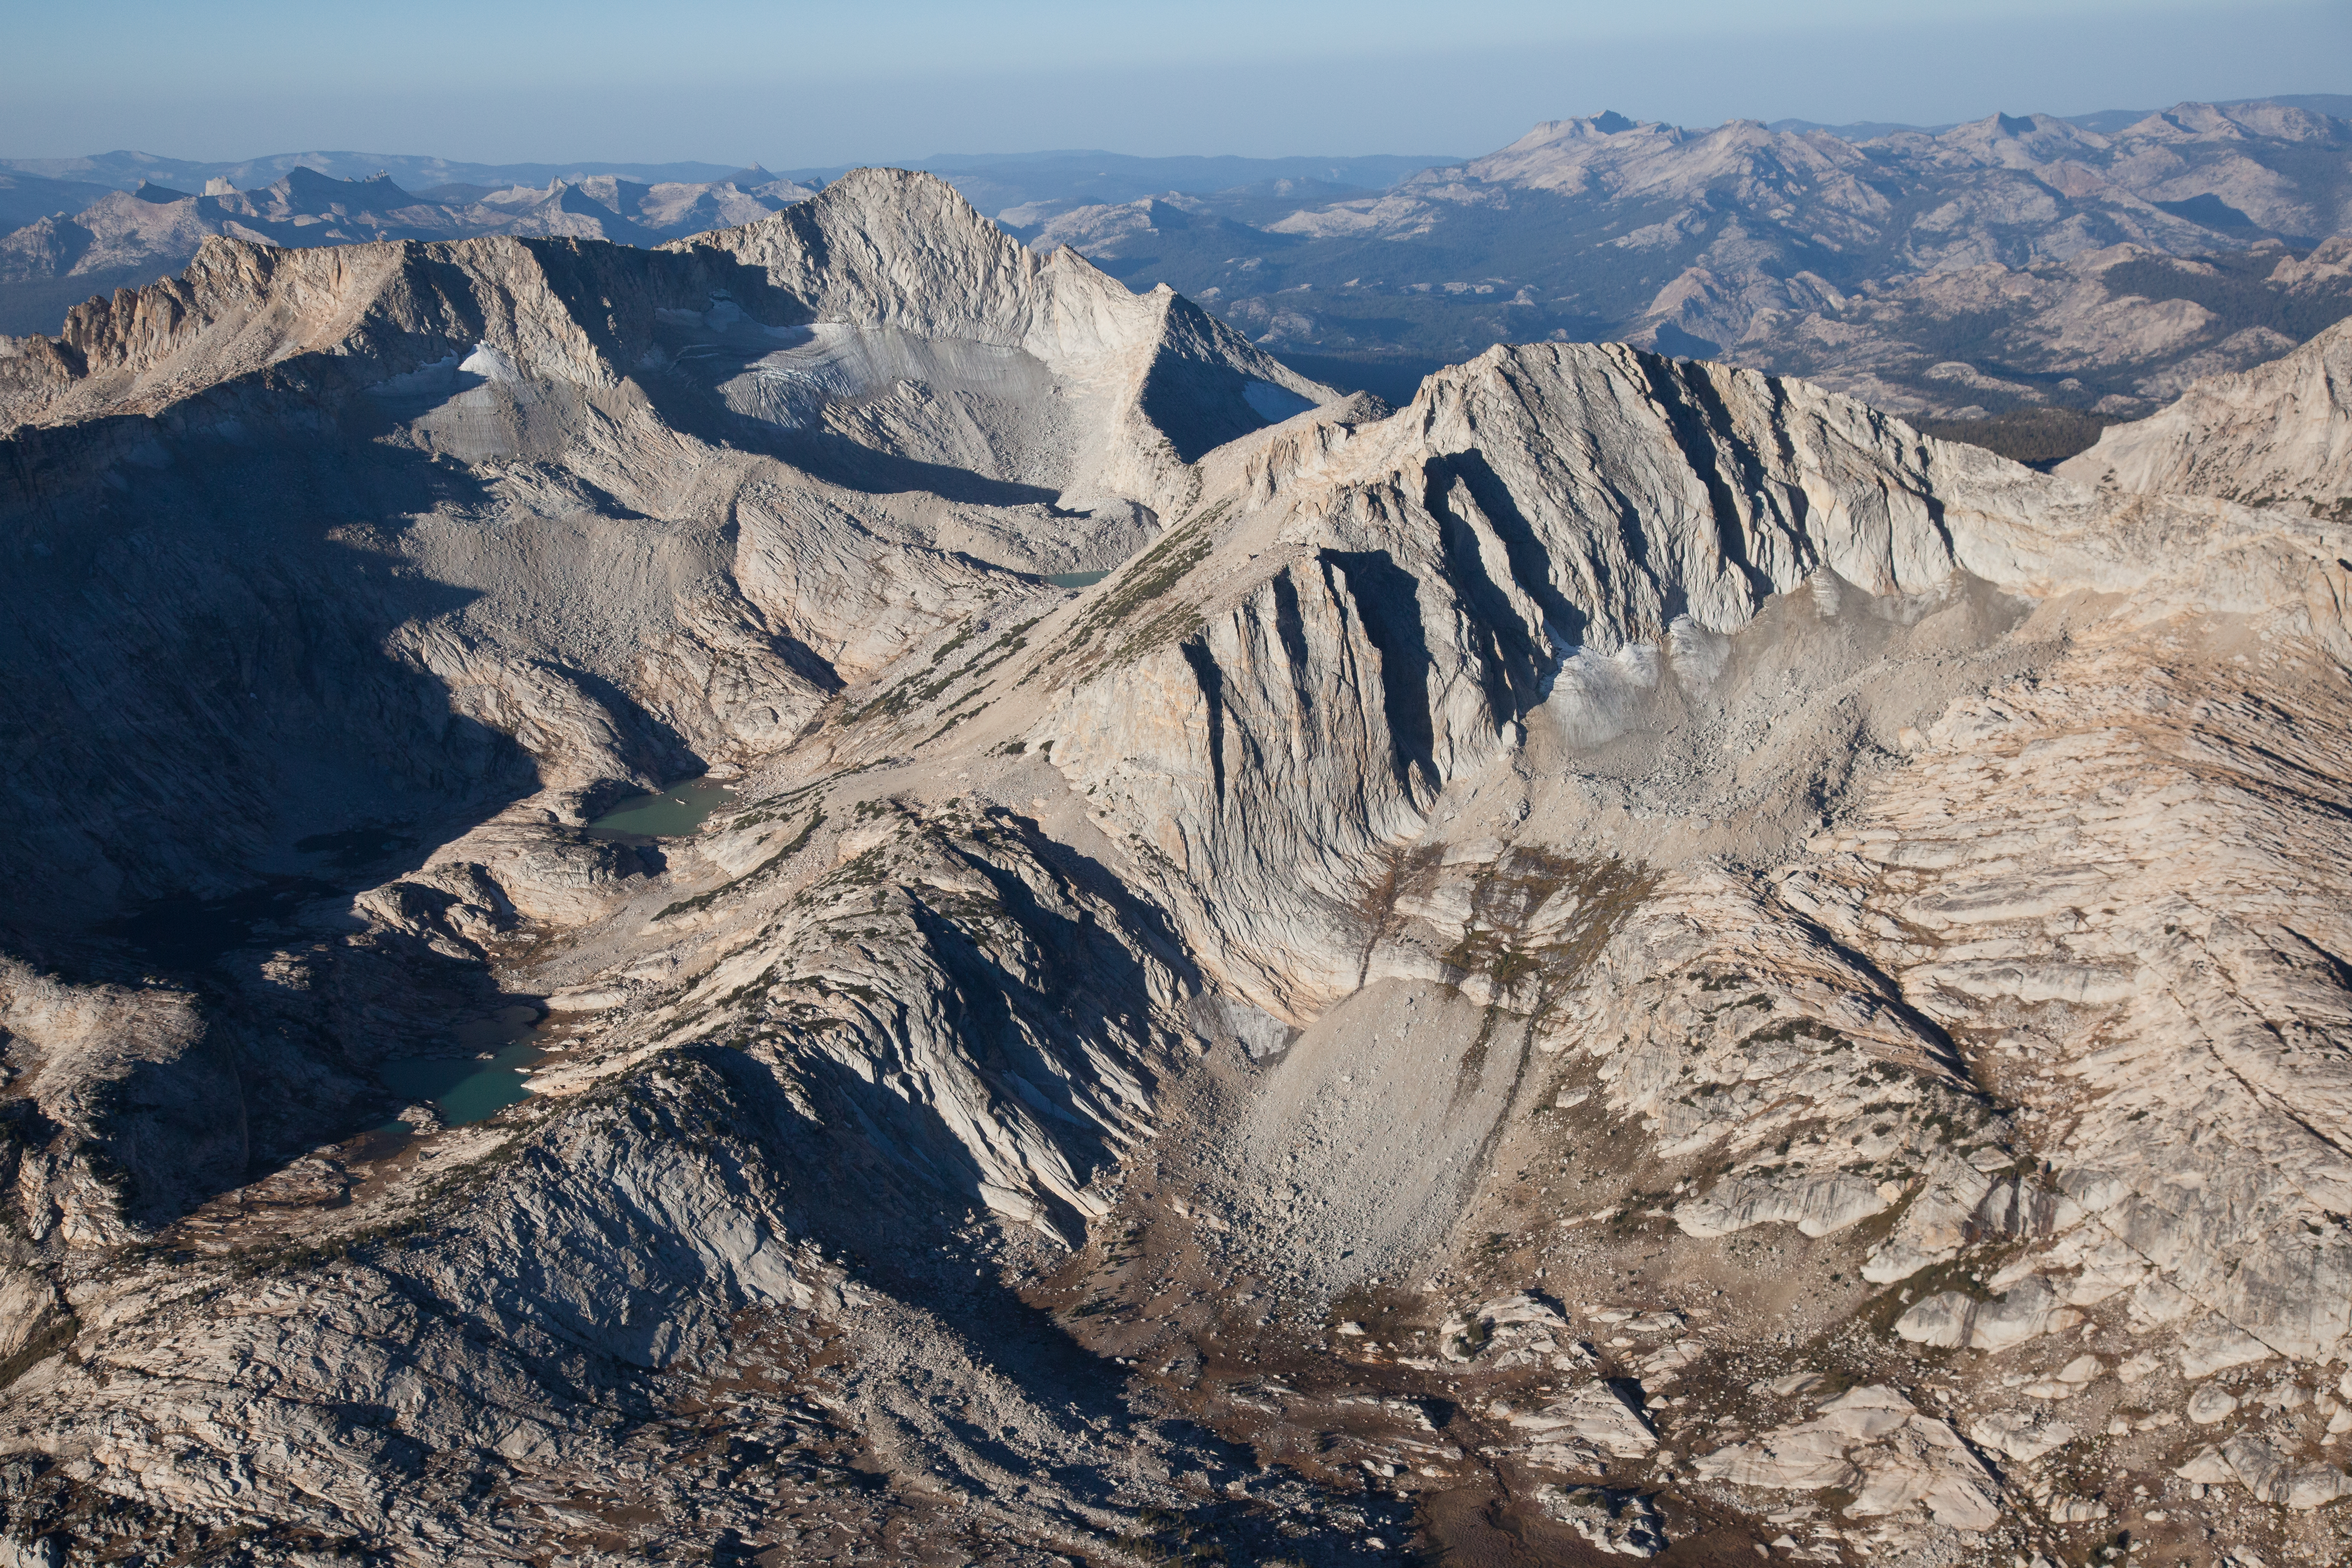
left=585, top=776, right=735, bottom=839
left=379, top=1005, right=546, bottom=1127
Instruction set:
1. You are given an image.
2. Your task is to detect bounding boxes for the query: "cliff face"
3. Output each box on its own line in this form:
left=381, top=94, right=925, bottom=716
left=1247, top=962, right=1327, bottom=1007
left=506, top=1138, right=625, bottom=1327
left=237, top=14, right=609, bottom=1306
left=2, top=168, right=2352, bottom=1566
left=2060, top=313, right=2352, bottom=516
left=672, top=166, right=1338, bottom=508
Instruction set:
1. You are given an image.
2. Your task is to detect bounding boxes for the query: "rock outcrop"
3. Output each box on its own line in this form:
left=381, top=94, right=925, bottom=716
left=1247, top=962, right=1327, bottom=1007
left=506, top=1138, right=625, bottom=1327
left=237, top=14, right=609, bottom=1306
left=2060, top=313, right=2352, bottom=515
left=1, top=165, right=2351, bottom=1568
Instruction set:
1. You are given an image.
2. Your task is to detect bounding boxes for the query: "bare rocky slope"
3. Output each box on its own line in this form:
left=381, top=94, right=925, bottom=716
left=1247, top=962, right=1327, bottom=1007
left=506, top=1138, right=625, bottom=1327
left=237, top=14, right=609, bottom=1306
left=1, top=168, right=2351, bottom=1568
left=2060, top=312, right=2352, bottom=517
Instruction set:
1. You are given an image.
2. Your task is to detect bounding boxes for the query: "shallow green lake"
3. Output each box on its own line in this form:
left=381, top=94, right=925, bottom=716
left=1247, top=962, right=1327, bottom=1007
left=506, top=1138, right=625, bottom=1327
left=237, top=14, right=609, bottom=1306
left=585, top=776, right=735, bottom=839
left=380, top=1005, right=545, bottom=1127
left=1045, top=569, right=1110, bottom=588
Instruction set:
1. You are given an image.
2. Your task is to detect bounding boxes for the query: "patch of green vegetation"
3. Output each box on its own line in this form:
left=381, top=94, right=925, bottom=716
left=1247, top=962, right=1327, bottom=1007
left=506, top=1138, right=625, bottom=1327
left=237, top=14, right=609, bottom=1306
left=1436, top=850, right=1660, bottom=1014
left=803, top=975, right=886, bottom=1011
left=919, top=697, right=991, bottom=747
left=1114, top=1506, right=1230, bottom=1568
left=653, top=809, right=827, bottom=920
left=1916, top=407, right=2122, bottom=471
left=2104, top=250, right=2352, bottom=347
left=836, top=846, right=890, bottom=887
left=1843, top=1179, right=1921, bottom=1249
left=730, top=779, right=828, bottom=830
left=848, top=613, right=1039, bottom=728
left=1738, top=1019, right=1846, bottom=1050
left=849, top=621, right=983, bottom=724
left=1047, top=502, right=1230, bottom=668
left=231, top=1218, right=441, bottom=1278
left=719, top=965, right=780, bottom=1011
left=1855, top=1240, right=2023, bottom=1337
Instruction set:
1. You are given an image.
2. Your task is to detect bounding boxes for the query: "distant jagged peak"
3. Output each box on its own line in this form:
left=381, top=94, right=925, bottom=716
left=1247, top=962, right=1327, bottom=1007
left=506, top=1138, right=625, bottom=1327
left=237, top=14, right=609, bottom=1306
left=1929, top=108, right=2108, bottom=162
left=2148, top=100, right=2258, bottom=139
left=2190, top=97, right=2349, bottom=141
left=673, top=167, right=1059, bottom=344
left=265, top=164, right=420, bottom=212
left=1457, top=112, right=1861, bottom=199
left=2097, top=98, right=2349, bottom=146
left=1497, top=111, right=1678, bottom=154
left=668, top=166, right=1233, bottom=372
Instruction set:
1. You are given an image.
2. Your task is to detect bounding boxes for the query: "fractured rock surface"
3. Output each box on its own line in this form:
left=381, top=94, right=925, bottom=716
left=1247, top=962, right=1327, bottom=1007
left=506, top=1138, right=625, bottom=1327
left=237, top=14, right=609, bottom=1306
left=0, top=165, right=2349, bottom=1566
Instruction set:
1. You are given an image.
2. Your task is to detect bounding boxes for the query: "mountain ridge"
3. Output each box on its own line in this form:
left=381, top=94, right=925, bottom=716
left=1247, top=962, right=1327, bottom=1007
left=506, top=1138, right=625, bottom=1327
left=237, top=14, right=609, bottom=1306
left=3, top=165, right=2352, bottom=1566
left=1019, top=98, right=2352, bottom=422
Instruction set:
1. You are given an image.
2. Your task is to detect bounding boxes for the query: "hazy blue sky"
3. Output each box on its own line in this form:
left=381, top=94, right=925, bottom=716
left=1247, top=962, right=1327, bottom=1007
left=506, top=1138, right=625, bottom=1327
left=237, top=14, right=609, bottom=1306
left=5, top=0, right=2346, bottom=164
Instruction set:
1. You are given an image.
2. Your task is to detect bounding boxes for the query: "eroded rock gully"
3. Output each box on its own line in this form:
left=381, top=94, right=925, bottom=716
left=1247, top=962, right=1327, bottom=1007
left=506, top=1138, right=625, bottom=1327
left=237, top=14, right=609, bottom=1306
left=0, top=168, right=2349, bottom=1566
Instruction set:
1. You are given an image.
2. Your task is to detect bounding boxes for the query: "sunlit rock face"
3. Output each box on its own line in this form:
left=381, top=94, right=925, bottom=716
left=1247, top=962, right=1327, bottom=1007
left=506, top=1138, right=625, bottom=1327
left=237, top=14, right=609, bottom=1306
left=1, top=167, right=2350, bottom=1567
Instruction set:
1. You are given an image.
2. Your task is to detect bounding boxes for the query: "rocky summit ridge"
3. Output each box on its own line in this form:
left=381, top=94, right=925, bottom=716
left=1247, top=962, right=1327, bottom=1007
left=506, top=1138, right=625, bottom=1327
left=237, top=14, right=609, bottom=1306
left=2060, top=313, right=2352, bottom=518
left=0, top=168, right=2350, bottom=1567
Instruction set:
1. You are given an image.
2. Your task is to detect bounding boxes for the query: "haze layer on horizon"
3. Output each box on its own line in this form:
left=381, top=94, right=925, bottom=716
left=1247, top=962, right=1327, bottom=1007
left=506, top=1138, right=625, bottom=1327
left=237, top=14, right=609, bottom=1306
left=6, top=0, right=2346, bottom=168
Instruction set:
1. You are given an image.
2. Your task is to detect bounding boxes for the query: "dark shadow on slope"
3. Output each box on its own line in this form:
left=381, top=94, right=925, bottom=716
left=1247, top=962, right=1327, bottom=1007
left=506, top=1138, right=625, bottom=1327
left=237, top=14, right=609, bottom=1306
left=1420, top=457, right=1575, bottom=719
left=102, top=878, right=343, bottom=971
left=1634, top=350, right=1777, bottom=607
left=888, top=817, right=1207, bottom=1233
left=0, top=403, right=694, bottom=1225
left=1438, top=449, right=1591, bottom=650
left=0, top=413, right=530, bottom=928
left=764, top=431, right=1066, bottom=508
left=538, top=660, right=706, bottom=784
left=1648, top=320, right=1723, bottom=359
left=1180, top=640, right=1230, bottom=799
left=1139, top=295, right=1311, bottom=463
left=620, top=352, right=1069, bottom=508
left=987, top=806, right=1205, bottom=989
left=2152, top=193, right=2257, bottom=231
left=1317, top=550, right=1439, bottom=802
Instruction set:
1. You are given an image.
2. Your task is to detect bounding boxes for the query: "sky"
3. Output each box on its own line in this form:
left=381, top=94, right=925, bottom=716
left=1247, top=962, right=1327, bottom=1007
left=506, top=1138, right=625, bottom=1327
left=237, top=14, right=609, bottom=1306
left=3, top=0, right=2346, bottom=165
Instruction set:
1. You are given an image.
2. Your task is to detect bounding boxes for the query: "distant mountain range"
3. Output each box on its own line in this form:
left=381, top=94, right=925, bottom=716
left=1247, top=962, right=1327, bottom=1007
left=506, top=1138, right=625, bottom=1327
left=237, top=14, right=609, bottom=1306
left=4, top=96, right=2348, bottom=420
left=0, top=165, right=825, bottom=337
left=1008, top=99, right=2352, bottom=419
left=0, top=150, right=1451, bottom=339
left=1764, top=90, right=2352, bottom=139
